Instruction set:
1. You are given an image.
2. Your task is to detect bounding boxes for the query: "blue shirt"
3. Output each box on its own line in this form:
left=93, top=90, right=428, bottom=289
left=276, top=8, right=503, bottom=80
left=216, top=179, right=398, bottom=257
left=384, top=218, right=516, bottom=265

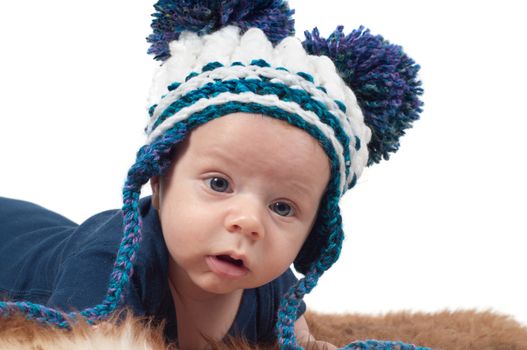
left=0, top=196, right=305, bottom=344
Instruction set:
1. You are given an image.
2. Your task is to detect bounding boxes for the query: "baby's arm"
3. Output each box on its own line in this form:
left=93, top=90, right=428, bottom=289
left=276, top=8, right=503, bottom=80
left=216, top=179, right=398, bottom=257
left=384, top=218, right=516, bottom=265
left=295, top=315, right=337, bottom=350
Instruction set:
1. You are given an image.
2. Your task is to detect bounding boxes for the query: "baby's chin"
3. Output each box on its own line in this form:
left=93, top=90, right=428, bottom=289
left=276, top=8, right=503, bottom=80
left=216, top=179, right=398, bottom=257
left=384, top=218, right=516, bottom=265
left=191, top=273, right=272, bottom=295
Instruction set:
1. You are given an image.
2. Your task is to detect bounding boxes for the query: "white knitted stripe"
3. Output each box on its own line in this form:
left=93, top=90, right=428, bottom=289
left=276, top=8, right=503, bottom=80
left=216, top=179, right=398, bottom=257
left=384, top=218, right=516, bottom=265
left=147, top=65, right=354, bottom=143
left=146, top=91, right=349, bottom=194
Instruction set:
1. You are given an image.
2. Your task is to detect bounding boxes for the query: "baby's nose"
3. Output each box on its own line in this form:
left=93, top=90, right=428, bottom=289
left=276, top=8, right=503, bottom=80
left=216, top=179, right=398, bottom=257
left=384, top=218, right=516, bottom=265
left=224, top=199, right=265, bottom=240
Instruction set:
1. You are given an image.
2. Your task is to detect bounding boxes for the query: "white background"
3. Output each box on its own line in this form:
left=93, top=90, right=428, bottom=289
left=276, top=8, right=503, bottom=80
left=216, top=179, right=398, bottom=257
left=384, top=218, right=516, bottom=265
left=1, top=0, right=526, bottom=326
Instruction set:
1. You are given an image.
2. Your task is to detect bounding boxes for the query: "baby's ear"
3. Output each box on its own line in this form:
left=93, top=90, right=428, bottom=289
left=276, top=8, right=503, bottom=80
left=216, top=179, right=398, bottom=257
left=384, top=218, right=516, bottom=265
left=150, top=176, right=160, bottom=210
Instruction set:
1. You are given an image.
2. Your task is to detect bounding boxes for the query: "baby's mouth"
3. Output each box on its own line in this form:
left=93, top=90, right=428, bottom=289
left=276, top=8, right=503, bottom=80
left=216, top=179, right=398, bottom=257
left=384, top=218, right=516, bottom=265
left=216, top=254, right=245, bottom=268
left=206, top=254, right=249, bottom=279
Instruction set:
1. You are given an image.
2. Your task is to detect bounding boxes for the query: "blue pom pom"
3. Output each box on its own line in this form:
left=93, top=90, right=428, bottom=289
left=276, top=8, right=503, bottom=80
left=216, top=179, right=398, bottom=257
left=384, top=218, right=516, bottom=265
left=147, top=0, right=295, bottom=61
left=303, top=26, right=423, bottom=166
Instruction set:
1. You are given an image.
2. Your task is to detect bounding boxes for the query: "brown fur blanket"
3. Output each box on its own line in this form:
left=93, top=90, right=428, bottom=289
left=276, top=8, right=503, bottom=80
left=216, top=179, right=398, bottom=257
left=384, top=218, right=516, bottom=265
left=1, top=310, right=526, bottom=350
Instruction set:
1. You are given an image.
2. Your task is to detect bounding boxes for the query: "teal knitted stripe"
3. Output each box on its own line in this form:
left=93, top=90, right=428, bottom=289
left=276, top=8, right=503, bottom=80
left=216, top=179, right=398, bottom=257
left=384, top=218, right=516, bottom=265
left=151, top=78, right=352, bottom=180
left=153, top=78, right=350, bottom=151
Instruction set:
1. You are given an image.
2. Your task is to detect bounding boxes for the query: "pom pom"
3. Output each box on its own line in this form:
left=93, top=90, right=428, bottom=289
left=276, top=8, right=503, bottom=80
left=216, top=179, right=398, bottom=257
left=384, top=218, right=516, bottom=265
left=303, top=26, right=424, bottom=165
left=147, top=0, right=295, bottom=61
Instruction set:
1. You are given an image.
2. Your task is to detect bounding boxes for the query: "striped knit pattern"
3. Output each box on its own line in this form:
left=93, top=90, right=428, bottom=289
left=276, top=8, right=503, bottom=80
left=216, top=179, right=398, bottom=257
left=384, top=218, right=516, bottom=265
left=147, top=26, right=372, bottom=184
left=147, top=60, right=360, bottom=194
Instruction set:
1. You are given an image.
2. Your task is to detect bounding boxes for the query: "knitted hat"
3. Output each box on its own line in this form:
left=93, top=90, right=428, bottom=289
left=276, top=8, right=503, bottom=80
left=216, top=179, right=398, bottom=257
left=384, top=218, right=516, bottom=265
left=142, top=2, right=422, bottom=347
left=0, top=1, right=424, bottom=349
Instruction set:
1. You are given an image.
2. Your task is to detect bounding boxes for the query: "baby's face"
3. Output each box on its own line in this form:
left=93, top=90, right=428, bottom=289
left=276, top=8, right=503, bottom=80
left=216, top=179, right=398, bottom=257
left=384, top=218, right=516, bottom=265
left=152, top=113, right=330, bottom=295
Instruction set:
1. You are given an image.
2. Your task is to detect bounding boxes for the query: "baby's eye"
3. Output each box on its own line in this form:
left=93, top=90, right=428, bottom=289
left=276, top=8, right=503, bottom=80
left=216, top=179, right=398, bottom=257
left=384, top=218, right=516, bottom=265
left=269, top=202, right=295, bottom=217
left=207, top=177, right=231, bottom=193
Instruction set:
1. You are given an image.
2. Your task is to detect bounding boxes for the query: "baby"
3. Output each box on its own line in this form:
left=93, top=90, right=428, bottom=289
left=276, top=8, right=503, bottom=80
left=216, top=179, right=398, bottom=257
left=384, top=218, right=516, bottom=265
left=151, top=113, right=331, bottom=348
left=0, top=1, right=424, bottom=349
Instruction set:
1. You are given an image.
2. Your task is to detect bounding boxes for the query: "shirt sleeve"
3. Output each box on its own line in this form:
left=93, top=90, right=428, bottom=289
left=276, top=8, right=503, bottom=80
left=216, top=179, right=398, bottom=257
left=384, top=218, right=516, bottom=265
left=46, top=209, right=125, bottom=311
left=0, top=197, right=78, bottom=304
left=48, top=197, right=167, bottom=316
left=0, top=196, right=170, bottom=327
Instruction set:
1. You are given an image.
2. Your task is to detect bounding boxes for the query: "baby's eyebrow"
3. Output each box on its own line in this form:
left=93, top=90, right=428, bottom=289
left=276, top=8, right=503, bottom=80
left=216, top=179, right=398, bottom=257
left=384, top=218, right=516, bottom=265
left=280, top=180, right=318, bottom=202
left=199, top=147, right=237, bottom=163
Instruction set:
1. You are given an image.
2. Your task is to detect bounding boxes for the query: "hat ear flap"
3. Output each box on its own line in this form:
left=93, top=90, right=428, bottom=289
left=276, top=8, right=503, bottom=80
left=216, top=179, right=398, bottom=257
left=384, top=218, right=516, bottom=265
left=303, top=26, right=424, bottom=166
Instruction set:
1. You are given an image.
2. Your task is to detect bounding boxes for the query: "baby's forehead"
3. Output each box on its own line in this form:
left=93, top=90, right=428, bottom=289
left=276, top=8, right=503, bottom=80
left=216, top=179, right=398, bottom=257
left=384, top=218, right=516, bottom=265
left=188, top=113, right=324, bottom=153
left=183, top=113, right=331, bottom=191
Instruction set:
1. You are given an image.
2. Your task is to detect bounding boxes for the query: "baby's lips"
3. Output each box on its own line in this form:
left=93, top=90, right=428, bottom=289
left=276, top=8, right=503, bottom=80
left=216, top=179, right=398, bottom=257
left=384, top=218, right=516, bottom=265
left=216, top=250, right=250, bottom=270
left=206, top=255, right=249, bottom=279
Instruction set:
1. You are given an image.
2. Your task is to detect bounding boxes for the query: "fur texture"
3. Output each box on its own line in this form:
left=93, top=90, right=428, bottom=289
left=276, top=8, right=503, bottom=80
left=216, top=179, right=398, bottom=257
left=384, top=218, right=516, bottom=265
left=1, top=310, right=526, bottom=350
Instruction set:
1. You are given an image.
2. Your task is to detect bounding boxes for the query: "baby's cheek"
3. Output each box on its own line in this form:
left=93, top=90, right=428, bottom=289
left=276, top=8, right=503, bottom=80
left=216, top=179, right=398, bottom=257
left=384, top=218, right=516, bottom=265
left=260, top=238, right=301, bottom=276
